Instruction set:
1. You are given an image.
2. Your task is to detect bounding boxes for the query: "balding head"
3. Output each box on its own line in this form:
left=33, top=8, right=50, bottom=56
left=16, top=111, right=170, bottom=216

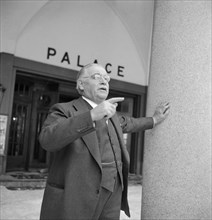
left=75, top=63, right=109, bottom=103
left=76, top=63, right=105, bottom=94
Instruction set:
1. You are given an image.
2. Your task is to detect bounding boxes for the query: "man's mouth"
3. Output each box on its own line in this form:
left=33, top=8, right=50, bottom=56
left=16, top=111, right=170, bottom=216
left=99, top=87, right=107, bottom=92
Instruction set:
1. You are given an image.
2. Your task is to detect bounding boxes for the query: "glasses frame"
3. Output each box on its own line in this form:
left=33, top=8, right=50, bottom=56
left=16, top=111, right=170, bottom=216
left=81, top=73, right=110, bottom=83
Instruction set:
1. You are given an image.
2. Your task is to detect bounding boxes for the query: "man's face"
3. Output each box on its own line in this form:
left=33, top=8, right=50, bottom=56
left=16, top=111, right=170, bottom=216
left=79, top=65, right=110, bottom=104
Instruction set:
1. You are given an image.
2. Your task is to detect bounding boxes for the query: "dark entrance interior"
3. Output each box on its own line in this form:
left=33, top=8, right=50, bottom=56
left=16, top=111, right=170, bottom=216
left=6, top=74, right=79, bottom=171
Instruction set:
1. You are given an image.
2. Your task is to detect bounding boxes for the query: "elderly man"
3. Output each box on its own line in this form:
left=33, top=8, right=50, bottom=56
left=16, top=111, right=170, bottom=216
left=39, top=63, right=170, bottom=220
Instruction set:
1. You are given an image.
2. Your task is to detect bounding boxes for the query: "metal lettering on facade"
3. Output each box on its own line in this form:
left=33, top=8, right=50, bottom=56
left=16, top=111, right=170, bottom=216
left=47, top=47, right=125, bottom=77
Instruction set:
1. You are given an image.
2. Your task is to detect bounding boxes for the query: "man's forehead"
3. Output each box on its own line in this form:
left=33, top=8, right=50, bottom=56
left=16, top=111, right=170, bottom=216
left=87, top=65, right=106, bottom=74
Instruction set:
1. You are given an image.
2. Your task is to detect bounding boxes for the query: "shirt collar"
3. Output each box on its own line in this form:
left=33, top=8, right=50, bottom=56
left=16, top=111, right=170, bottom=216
left=82, top=96, right=98, bottom=109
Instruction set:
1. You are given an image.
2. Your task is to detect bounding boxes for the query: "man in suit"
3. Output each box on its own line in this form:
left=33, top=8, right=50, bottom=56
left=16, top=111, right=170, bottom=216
left=39, top=63, right=170, bottom=220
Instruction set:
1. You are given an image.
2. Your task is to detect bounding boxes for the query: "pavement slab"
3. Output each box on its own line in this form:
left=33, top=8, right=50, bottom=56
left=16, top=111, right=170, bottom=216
left=0, top=184, right=142, bottom=220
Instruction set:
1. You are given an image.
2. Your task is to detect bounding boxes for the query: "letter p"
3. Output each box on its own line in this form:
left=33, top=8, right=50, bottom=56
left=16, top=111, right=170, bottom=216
left=47, top=47, right=56, bottom=59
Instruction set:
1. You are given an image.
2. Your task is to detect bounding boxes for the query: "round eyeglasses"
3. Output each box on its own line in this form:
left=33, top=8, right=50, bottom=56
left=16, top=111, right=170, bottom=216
left=82, top=73, right=110, bottom=83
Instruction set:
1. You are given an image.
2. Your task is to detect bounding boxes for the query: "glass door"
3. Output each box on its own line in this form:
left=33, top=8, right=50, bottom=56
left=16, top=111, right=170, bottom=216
left=7, top=74, right=79, bottom=171
left=7, top=77, right=33, bottom=170
left=28, top=89, right=58, bottom=169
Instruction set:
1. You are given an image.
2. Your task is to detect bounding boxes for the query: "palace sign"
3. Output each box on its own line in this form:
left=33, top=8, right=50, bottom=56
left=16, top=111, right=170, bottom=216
left=47, top=47, right=125, bottom=77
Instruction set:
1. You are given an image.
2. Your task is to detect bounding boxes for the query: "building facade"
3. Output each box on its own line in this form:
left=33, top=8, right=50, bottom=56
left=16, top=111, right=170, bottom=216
left=0, top=1, right=211, bottom=219
left=0, top=0, right=154, bottom=175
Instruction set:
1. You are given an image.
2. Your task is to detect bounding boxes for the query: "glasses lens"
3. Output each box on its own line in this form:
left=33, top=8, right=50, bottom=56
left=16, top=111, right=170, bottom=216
left=92, top=74, right=110, bottom=82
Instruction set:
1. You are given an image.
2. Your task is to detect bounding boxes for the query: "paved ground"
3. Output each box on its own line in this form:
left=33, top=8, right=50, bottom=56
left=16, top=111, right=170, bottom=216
left=1, top=184, right=142, bottom=220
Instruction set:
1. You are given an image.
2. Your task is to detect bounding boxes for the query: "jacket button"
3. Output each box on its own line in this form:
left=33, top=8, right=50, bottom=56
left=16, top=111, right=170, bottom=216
left=96, top=189, right=100, bottom=194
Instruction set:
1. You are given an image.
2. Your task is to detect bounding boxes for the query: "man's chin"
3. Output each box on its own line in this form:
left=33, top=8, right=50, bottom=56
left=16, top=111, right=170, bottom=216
left=96, top=94, right=108, bottom=103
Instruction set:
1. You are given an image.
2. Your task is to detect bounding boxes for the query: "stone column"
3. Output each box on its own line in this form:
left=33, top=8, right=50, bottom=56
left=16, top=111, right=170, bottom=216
left=141, top=1, right=211, bottom=219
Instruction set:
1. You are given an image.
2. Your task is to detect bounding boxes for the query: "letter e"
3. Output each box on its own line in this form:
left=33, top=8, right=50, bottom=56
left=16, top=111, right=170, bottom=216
left=117, top=66, right=124, bottom=77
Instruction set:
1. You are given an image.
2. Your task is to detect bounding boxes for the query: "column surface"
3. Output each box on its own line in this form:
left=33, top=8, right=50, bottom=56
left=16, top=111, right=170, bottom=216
left=142, top=1, right=211, bottom=219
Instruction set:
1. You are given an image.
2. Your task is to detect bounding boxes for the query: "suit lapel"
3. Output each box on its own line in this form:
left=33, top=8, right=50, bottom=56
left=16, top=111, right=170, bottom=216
left=72, top=97, right=102, bottom=170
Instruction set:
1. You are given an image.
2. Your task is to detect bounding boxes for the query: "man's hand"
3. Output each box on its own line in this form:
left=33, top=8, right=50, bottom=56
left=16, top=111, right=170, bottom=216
left=152, top=102, right=170, bottom=126
left=91, top=97, right=124, bottom=121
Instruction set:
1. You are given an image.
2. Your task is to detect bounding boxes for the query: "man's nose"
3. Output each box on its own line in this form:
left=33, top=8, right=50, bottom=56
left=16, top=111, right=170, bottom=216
left=99, top=76, right=107, bottom=83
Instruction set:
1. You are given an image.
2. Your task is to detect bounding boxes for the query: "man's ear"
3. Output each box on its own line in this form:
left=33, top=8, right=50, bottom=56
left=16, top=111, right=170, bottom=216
left=78, top=80, right=84, bottom=91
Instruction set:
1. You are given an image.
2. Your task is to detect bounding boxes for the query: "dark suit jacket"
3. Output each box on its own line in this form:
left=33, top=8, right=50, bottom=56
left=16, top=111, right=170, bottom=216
left=39, top=97, right=153, bottom=220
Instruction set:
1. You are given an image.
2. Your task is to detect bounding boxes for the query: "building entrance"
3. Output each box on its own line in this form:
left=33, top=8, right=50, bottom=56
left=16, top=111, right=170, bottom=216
left=6, top=73, right=143, bottom=174
left=7, top=76, right=56, bottom=170
left=6, top=74, right=79, bottom=171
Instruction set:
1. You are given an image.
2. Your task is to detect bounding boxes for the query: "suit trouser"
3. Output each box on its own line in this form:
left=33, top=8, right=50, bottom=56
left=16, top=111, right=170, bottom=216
left=92, top=174, right=122, bottom=220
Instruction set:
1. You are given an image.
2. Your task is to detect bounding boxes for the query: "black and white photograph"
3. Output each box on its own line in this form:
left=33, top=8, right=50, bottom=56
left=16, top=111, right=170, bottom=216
left=0, top=0, right=211, bottom=219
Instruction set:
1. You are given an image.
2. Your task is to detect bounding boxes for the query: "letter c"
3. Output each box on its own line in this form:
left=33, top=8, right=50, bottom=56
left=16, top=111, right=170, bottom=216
left=105, top=63, right=112, bottom=74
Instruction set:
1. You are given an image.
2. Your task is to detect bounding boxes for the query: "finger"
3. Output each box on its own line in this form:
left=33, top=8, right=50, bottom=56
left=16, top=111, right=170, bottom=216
left=163, top=106, right=170, bottom=114
left=165, top=102, right=170, bottom=107
left=107, top=97, right=124, bottom=104
left=158, top=102, right=170, bottom=111
left=160, top=101, right=169, bottom=107
left=163, top=101, right=169, bottom=105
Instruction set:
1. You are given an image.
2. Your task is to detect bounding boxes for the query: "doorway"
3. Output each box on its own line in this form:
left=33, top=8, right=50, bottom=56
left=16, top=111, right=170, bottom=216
left=6, top=73, right=144, bottom=174
left=6, top=74, right=78, bottom=171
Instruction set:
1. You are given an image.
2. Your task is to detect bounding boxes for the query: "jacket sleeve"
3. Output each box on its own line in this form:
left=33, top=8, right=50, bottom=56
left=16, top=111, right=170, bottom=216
left=119, top=115, right=154, bottom=133
left=39, top=103, right=95, bottom=152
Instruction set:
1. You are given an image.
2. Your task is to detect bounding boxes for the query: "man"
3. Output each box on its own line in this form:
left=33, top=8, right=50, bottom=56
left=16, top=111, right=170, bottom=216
left=39, top=63, right=170, bottom=220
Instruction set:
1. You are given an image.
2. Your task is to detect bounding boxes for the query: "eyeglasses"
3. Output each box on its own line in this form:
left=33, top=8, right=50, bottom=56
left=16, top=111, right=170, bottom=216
left=82, top=73, right=110, bottom=83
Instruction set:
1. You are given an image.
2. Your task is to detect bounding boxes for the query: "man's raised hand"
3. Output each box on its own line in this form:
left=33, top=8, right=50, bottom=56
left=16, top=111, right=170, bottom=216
left=90, top=97, right=124, bottom=121
left=152, top=102, right=170, bottom=126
